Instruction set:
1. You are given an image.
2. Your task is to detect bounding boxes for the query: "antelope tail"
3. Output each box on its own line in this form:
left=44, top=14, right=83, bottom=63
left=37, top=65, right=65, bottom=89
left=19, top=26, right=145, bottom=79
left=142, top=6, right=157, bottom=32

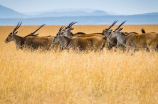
left=141, top=29, right=145, bottom=33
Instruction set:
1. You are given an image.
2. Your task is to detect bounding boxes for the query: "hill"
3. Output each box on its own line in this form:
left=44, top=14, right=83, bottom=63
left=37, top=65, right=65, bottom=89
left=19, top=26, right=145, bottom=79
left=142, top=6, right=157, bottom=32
left=0, top=4, right=158, bottom=25
left=0, top=4, right=26, bottom=18
left=34, top=10, right=109, bottom=17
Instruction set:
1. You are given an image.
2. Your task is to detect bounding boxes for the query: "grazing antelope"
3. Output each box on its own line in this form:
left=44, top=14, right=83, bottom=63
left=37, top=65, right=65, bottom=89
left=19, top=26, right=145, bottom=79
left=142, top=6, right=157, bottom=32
left=52, top=26, right=106, bottom=51
left=5, top=22, right=44, bottom=49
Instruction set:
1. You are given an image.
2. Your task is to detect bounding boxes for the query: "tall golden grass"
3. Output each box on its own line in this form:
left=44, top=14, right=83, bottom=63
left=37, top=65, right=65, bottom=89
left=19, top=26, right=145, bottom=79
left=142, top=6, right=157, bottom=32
left=0, top=25, right=158, bottom=104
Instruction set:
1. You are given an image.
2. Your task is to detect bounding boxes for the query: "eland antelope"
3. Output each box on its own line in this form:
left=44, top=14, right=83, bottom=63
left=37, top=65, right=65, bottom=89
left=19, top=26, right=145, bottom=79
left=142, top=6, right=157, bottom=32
left=5, top=22, right=44, bottom=49
left=60, top=21, right=118, bottom=50
left=52, top=26, right=106, bottom=51
left=103, top=21, right=148, bottom=51
left=61, top=21, right=117, bottom=38
left=110, top=27, right=158, bottom=54
left=103, top=21, right=127, bottom=50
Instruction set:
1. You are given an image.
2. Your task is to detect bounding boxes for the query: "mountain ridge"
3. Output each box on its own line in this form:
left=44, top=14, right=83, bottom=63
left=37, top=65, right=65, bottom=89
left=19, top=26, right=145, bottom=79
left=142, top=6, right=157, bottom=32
left=1, top=4, right=158, bottom=18
left=0, top=4, right=158, bottom=25
left=0, top=4, right=26, bottom=18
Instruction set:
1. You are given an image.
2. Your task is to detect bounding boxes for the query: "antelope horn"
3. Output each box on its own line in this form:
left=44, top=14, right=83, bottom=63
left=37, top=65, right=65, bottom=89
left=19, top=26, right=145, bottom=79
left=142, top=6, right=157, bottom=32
left=13, top=22, right=22, bottom=33
left=13, top=22, right=20, bottom=32
left=65, top=22, right=77, bottom=29
left=65, top=22, right=73, bottom=29
left=59, top=26, right=62, bottom=31
left=59, top=26, right=65, bottom=31
left=70, top=22, right=77, bottom=27
left=115, top=21, right=126, bottom=30
left=61, top=26, right=65, bottom=31
left=57, top=26, right=65, bottom=36
left=31, top=24, right=45, bottom=34
left=106, top=20, right=117, bottom=30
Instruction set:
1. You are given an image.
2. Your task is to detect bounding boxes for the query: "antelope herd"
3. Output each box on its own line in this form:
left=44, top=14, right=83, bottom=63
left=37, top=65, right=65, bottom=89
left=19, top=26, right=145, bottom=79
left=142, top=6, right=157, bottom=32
left=5, top=21, right=158, bottom=54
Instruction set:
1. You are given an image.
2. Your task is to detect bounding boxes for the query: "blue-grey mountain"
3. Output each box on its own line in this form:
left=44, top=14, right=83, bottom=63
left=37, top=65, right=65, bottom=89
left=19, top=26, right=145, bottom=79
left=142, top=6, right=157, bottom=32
left=0, top=4, right=26, bottom=18
left=0, top=4, right=158, bottom=25
left=34, top=10, right=109, bottom=17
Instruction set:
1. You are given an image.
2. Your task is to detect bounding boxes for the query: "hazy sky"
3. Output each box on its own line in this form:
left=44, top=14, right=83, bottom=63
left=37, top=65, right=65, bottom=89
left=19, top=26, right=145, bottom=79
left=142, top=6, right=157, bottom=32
left=0, top=0, right=158, bottom=15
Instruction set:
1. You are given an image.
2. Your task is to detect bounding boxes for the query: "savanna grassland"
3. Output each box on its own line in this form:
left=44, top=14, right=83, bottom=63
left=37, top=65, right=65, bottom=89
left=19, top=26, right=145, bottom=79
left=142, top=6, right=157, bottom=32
left=0, top=25, right=158, bottom=104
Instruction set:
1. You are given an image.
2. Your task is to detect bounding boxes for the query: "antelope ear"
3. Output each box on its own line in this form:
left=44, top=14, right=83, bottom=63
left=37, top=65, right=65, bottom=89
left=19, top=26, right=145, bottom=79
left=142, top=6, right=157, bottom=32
left=118, top=28, right=123, bottom=31
left=33, top=34, right=39, bottom=36
left=14, top=31, right=18, bottom=35
left=141, top=28, right=145, bottom=33
left=56, top=33, right=60, bottom=37
left=107, top=29, right=112, bottom=34
left=102, top=30, right=105, bottom=33
left=70, top=28, right=74, bottom=30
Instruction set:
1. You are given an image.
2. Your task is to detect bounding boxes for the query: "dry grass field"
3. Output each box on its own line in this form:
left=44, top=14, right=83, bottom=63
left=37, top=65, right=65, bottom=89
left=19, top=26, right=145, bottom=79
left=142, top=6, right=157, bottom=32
left=0, top=25, right=158, bottom=104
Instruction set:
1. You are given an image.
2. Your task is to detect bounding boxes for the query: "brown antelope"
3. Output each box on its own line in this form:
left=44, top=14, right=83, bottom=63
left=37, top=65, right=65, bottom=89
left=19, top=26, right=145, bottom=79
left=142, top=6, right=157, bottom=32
left=5, top=22, right=44, bottom=49
left=52, top=26, right=106, bottom=51
left=103, top=21, right=126, bottom=50
left=103, top=21, right=145, bottom=51
left=60, top=21, right=118, bottom=50
left=25, top=35, right=59, bottom=50
left=24, top=31, right=61, bottom=50
left=110, top=27, right=158, bottom=54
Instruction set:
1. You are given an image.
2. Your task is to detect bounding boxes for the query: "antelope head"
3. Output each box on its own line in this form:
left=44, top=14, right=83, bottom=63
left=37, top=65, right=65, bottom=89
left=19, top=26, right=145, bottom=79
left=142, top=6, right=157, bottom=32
left=5, top=22, right=22, bottom=43
left=103, top=20, right=117, bottom=36
left=61, top=22, right=77, bottom=37
left=110, top=21, right=126, bottom=38
left=110, top=28, right=123, bottom=38
left=52, top=26, right=65, bottom=44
